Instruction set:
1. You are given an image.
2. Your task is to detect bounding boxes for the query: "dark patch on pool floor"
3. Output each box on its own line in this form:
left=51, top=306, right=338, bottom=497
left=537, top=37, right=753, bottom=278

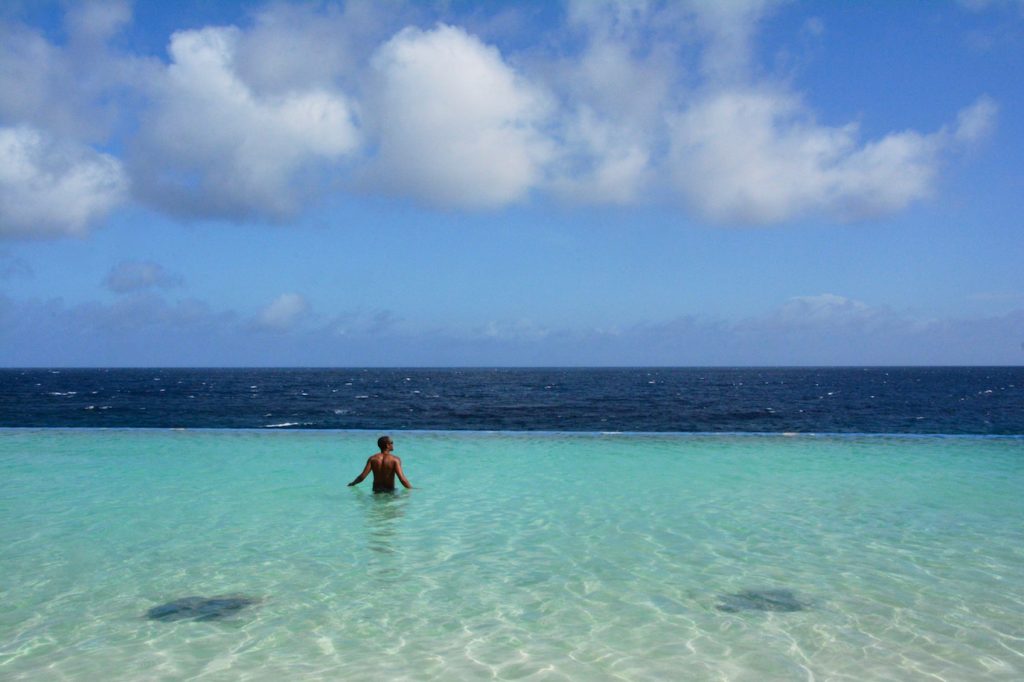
left=146, top=595, right=259, bottom=622
left=716, top=589, right=806, bottom=613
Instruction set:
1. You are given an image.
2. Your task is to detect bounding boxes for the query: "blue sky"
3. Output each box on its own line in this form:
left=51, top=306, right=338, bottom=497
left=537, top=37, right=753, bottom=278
left=1, top=0, right=1022, bottom=366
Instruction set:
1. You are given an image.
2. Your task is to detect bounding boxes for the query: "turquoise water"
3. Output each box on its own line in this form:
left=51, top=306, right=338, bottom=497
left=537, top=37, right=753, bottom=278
left=1, top=430, right=1022, bottom=680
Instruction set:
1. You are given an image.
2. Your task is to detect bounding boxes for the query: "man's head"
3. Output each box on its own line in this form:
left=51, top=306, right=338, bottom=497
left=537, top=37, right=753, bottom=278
left=378, top=435, right=393, bottom=452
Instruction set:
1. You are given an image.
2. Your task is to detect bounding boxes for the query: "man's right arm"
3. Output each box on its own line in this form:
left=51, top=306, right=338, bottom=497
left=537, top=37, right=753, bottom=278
left=348, top=458, right=372, bottom=486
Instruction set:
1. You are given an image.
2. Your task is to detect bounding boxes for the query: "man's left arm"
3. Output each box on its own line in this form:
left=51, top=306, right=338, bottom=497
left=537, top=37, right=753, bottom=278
left=395, top=457, right=413, bottom=489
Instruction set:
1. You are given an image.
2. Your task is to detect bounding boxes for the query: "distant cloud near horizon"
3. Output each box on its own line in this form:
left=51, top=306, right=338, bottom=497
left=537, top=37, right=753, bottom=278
left=0, top=252, right=32, bottom=280
left=2, top=290, right=1021, bottom=366
left=104, top=260, right=183, bottom=294
left=255, top=293, right=311, bottom=332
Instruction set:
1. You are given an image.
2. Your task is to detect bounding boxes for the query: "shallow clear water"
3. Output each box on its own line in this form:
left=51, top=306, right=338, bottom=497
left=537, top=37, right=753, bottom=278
left=1, top=430, right=1022, bottom=680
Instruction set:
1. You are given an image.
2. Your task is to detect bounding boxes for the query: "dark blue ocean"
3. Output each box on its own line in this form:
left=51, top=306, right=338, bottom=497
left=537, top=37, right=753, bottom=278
left=1, top=367, right=1021, bottom=434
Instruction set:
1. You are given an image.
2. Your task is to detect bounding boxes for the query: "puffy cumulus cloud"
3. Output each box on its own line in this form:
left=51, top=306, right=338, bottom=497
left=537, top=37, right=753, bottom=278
left=562, top=0, right=682, bottom=121
left=231, top=1, right=396, bottom=95
left=0, top=1, right=154, bottom=143
left=364, top=24, right=554, bottom=209
left=0, top=3, right=148, bottom=240
left=0, top=126, right=127, bottom=238
left=551, top=0, right=995, bottom=220
left=131, top=26, right=359, bottom=221
left=0, top=1, right=1003, bottom=231
left=64, top=0, right=132, bottom=43
left=104, top=260, right=183, bottom=294
left=0, top=20, right=84, bottom=138
left=681, top=0, right=782, bottom=83
left=256, top=293, right=311, bottom=331
left=551, top=109, right=651, bottom=204
left=550, top=2, right=683, bottom=204
left=666, top=90, right=994, bottom=224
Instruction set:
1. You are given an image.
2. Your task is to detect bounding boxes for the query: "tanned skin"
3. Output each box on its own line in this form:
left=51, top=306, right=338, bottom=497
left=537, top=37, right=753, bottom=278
left=348, top=436, right=412, bottom=492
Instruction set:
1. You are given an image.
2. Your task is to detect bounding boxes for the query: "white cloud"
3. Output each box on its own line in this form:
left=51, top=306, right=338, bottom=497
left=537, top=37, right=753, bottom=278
left=553, top=1, right=993, bottom=220
left=953, top=95, right=998, bottom=144
left=665, top=89, right=981, bottom=223
left=104, top=260, right=183, bottom=294
left=550, top=2, right=683, bottom=204
left=0, top=2, right=1003, bottom=231
left=681, top=0, right=782, bottom=83
left=762, top=294, right=882, bottom=329
left=0, top=2, right=154, bottom=144
left=256, top=293, right=310, bottom=332
left=231, top=2, right=392, bottom=95
left=0, top=22, right=78, bottom=137
left=474, top=318, right=551, bottom=341
left=364, top=24, right=553, bottom=209
left=563, top=1, right=681, bottom=122
left=132, top=26, right=359, bottom=220
left=64, top=0, right=132, bottom=43
left=0, top=126, right=127, bottom=238
left=551, top=107, right=651, bottom=204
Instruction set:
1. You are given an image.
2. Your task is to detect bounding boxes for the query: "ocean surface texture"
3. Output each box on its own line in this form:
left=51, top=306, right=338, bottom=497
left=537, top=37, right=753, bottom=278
left=1, top=368, right=1022, bottom=680
left=1, top=367, right=1022, bottom=433
left=2, top=430, right=1022, bottom=681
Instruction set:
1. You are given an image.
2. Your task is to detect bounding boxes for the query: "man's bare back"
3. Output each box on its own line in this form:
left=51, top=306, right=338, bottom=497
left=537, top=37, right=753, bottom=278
left=348, top=436, right=412, bottom=492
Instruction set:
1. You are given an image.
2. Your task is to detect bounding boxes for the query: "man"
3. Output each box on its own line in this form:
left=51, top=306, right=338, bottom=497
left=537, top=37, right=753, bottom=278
left=348, top=435, right=413, bottom=492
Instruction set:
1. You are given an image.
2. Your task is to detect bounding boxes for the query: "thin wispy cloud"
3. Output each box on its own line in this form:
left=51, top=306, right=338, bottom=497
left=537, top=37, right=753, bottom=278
left=104, top=260, right=183, bottom=294
left=0, top=251, right=32, bottom=280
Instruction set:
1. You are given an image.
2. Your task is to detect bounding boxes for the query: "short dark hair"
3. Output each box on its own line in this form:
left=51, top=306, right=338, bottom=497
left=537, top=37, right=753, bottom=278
left=377, top=435, right=391, bottom=450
